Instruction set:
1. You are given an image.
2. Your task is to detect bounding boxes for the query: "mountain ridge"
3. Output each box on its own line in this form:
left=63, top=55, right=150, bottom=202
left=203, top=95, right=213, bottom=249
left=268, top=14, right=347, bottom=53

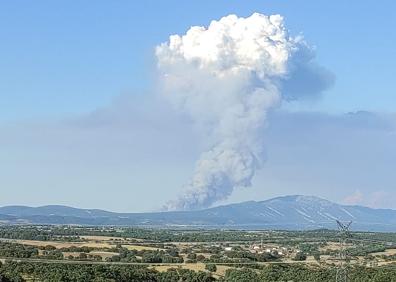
left=1, top=195, right=396, bottom=231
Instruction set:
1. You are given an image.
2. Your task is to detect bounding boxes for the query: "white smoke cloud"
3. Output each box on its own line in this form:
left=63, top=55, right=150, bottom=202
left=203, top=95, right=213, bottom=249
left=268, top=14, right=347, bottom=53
left=156, top=13, right=333, bottom=210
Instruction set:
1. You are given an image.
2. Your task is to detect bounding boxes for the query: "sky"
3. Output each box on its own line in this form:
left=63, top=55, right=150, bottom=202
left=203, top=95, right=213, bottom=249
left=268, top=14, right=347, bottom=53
left=0, top=1, right=395, bottom=212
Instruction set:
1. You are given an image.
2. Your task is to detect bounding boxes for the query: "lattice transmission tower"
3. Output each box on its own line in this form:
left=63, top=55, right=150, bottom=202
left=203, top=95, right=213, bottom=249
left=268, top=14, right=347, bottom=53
left=336, top=220, right=352, bottom=282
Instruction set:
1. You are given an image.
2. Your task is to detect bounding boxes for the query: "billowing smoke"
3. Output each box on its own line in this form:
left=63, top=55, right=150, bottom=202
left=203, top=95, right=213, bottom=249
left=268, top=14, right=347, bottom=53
left=156, top=13, right=333, bottom=210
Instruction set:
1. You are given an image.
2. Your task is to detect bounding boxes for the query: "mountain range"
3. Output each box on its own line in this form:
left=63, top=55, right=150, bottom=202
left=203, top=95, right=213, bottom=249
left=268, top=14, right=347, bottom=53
left=1, top=195, right=396, bottom=231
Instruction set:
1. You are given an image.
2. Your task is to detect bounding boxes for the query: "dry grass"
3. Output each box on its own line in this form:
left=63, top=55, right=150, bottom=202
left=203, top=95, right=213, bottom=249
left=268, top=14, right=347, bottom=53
left=152, top=265, right=178, bottom=272
left=80, top=235, right=124, bottom=241
left=182, top=263, right=206, bottom=271
left=214, top=265, right=232, bottom=277
left=319, top=242, right=353, bottom=252
left=61, top=252, right=82, bottom=258
left=90, top=251, right=119, bottom=258
left=371, top=248, right=396, bottom=256
left=152, top=263, right=206, bottom=273
left=122, top=244, right=162, bottom=251
left=79, top=242, right=114, bottom=248
left=12, top=239, right=114, bottom=249
left=11, top=237, right=159, bottom=252
left=13, top=240, right=161, bottom=251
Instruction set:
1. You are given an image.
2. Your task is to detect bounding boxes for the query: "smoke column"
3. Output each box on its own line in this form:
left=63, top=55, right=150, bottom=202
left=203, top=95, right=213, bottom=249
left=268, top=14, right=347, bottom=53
left=156, top=13, right=333, bottom=210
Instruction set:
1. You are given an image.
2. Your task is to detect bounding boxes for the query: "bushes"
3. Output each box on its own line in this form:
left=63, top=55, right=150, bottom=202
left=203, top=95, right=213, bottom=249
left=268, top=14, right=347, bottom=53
left=293, top=252, right=307, bottom=261
left=0, top=274, right=11, bottom=282
left=205, top=263, right=217, bottom=272
left=0, top=242, right=38, bottom=258
left=3, top=259, right=396, bottom=281
left=223, top=268, right=259, bottom=282
left=0, top=262, right=214, bottom=282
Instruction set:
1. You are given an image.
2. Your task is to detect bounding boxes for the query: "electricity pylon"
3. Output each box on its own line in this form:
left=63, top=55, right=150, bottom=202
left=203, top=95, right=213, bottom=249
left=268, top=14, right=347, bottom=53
left=336, top=220, right=352, bottom=282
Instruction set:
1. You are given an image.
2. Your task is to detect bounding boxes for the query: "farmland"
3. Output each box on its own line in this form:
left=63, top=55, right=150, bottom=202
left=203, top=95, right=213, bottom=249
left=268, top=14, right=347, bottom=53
left=1, top=226, right=396, bottom=281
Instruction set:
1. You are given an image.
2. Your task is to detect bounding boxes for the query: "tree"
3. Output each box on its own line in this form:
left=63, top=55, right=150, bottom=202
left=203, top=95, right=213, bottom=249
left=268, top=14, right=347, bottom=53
left=293, top=252, right=307, bottom=261
left=78, top=252, right=88, bottom=260
left=205, top=264, right=217, bottom=273
left=187, top=253, right=197, bottom=260
left=44, top=245, right=56, bottom=251
left=0, top=274, right=11, bottom=282
left=197, top=254, right=206, bottom=262
left=224, top=268, right=259, bottom=282
left=313, top=252, right=321, bottom=262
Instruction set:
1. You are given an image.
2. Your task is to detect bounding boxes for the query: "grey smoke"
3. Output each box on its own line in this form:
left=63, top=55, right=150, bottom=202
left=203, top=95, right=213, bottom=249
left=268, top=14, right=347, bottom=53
left=156, top=13, right=333, bottom=210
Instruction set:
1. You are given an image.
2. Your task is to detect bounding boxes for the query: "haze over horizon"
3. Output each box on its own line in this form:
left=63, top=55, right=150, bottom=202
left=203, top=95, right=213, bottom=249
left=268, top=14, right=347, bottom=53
left=1, top=1, right=395, bottom=212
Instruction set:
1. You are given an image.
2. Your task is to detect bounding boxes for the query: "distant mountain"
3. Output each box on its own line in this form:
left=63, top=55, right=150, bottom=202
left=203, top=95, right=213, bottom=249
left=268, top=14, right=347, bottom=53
left=1, top=195, right=396, bottom=231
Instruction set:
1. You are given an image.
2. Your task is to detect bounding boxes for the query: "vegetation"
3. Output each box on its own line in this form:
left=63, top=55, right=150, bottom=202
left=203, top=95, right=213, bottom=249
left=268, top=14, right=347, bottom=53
left=1, top=261, right=396, bottom=281
left=0, top=242, right=38, bottom=258
left=0, top=261, right=214, bottom=282
left=205, top=263, right=217, bottom=272
left=1, top=226, right=396, bottom=281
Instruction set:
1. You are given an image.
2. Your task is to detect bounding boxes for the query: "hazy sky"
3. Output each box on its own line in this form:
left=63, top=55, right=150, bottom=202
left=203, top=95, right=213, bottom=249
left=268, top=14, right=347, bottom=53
left=1, top=1, right=395, bottom=212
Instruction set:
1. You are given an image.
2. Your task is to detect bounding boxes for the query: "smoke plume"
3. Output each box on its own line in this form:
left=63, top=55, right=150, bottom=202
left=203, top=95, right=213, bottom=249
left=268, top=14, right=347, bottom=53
left=156, top=13, right=333, bottom=210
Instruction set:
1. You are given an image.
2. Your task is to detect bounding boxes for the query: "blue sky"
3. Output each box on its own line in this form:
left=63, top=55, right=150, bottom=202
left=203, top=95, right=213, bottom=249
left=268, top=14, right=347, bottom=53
left=1, top=1, right=395, bottom=211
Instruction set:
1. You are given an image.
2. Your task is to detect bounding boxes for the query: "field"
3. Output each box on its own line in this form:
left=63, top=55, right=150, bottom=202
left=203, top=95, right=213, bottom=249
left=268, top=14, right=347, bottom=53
left=1, top=226, right=396, bottom=281
left=5, top=238, right=160, bottom=252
